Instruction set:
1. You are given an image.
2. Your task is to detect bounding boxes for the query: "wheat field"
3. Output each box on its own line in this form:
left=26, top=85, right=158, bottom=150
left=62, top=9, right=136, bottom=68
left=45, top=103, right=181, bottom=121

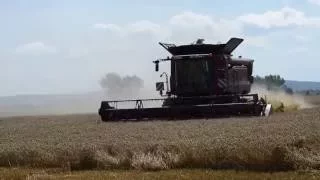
left=1, top=168, right=320, bottom=180
left=0, top=106, right=320, bottom=172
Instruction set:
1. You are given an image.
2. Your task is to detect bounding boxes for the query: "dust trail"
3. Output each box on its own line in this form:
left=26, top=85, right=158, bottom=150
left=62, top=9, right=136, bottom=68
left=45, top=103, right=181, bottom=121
left=100, top=73, right=162, bottom=108
left=251, top=84, right=313, bottom=111
left=100, top=73, right=144, bottom=100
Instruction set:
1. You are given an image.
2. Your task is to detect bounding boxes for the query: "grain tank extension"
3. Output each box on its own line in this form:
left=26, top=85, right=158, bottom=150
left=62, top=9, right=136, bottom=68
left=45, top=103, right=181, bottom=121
left=99, top=37, right=271, bottom=121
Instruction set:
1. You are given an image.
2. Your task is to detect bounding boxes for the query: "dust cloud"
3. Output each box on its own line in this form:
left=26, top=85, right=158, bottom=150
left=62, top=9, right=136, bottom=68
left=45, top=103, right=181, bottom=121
left=100, top=73, right=162, bottom=108
left=100, top=73, right=144, bottom=100
left=251, top=83, right=313, bottom=111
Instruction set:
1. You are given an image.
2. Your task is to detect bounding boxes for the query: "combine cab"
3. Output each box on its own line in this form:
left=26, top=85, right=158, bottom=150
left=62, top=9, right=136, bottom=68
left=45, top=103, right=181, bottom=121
left=99, top=37, right=272, bottom=121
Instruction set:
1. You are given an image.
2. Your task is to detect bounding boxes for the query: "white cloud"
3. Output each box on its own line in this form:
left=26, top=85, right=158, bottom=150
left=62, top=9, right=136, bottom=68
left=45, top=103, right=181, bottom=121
left=89, top=11, right=317, bottom=80
left=92, top=23, right=125, bottom=36
left=287, top=47, right=308, bottom=54
left=294, top=35, right=310, bottom=43
left=15, top=42, right=57, bottom=55
left=66, top=47, right=90, bottom=59
left=239, top=7, right=320, bottom=28
left=92, top=11, right=267, bottom=49
left=245, top=36, right=270, bottom=47
left=128, top=20, right=170, bottom=40
left=93, top=23, right=122, bottom=31
left=170, top=11, right=214, bottom=27
left=93, top=21, right=169, bottom=39
left=308, top=0, right=320, bottom=5
left=89, top=12, right=265, bottom=86
left=129, top=20, right=161, bottom=33
left=6, top=10, right=319, bottom=96
left=169, top=11, right=243, bottom=43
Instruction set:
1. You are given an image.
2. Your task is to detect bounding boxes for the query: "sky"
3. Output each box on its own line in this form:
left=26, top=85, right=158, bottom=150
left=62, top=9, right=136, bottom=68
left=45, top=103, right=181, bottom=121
left=1, top=0, right=320, bottom=96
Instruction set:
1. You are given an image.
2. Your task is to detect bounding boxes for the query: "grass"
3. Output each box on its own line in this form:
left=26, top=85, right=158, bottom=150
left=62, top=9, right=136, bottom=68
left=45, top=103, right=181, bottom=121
left=1, top=168, right=319, bottom=180
left=0, top=106, right=320, bottom=172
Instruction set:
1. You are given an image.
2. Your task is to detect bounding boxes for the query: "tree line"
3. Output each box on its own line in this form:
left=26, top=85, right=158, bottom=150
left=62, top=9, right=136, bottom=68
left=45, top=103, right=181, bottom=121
left=254, top=75, right=293, bottom=94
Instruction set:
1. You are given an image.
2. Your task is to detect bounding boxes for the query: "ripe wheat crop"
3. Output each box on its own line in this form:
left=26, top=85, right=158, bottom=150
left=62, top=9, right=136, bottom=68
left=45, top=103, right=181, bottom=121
left=0, top=107, right=320, bottom=171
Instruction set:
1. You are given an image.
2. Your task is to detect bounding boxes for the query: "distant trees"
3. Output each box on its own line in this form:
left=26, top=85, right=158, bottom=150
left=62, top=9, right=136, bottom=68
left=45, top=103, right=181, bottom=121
left=100, top=73, right=144, bottom=99
left=254, top=75, right=285, bottom=88
left=254, top=74, right=293, bottom=94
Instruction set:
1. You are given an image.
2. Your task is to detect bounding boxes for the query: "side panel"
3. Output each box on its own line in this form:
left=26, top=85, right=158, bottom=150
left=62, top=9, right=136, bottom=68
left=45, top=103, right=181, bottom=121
left=228, top=66, right=251, bottom=94
left=213, top=55, right=228, bottom=95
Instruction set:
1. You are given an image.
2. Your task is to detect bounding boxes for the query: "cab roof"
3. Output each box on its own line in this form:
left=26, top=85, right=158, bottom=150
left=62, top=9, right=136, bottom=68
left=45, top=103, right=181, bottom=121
left=159, top=37, right=243, bottom=56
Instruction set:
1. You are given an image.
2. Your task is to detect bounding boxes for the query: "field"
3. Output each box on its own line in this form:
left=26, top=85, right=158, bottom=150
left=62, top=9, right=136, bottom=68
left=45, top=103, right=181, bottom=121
left=304, top=95, right=320, bottom=107
left=0, top=97, right=320, bottom=179
left=1, top=168, right=320, bottom=180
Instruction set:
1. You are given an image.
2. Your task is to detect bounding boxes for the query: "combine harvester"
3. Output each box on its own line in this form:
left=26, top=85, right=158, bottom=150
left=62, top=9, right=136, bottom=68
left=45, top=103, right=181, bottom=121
left=99, top=37, right=272, bottom=121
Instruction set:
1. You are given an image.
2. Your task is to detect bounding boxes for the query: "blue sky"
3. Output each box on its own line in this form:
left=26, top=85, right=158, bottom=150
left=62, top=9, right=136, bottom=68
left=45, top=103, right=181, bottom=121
left=1, top=0, right=320, bottom=96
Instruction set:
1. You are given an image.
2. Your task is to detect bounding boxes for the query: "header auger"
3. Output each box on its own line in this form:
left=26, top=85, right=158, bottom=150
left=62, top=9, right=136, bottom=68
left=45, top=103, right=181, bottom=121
left=99, top=37, right=272, bottom=121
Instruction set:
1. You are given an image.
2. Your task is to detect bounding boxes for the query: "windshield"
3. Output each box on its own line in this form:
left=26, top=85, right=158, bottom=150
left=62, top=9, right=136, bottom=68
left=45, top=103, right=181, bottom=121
left=175, top=59, right=211, bottom=95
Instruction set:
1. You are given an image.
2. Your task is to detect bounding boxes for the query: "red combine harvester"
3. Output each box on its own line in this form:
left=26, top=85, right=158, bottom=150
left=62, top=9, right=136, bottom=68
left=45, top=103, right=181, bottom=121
left=99, top=37, right=272, bottom=121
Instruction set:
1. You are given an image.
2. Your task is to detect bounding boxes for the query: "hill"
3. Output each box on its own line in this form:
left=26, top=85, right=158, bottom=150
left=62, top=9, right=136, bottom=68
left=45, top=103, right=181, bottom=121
left=285, top=80, right=320, bottom=91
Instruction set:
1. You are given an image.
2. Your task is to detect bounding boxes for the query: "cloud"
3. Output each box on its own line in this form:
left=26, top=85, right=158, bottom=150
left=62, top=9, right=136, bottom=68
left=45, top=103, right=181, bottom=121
left=92, top=11, right=264, bottom=47
left=129, top=20, right=161, bottom=33
left=87, top=11, right=272, bottom=88
left=287, top=47, right=308, bottom=54
left=92, top=23, right=126, bottom=37
left=294, top=35, right=310, bottom=43
left=308, top=0, right=320, bottom=5
left=93, top=21, right=169, bottom=40
left=65, top=47, right=90, bottom=59
left=128, top=20, right=170, bottom=40
left=87, top=11, right=319, bottom=81
left=5, top=9, right=320, bottom=96
left=169, top=11, right=215, bottom=27
left=238, top=7, right=320, bottom=28
left=93, top=23, right=123, bottom=31
left=168, top=11, right=243, bottom=43
left=15, top=42, right=57, bottom=55
left=245, top=36, right=270, bottom=47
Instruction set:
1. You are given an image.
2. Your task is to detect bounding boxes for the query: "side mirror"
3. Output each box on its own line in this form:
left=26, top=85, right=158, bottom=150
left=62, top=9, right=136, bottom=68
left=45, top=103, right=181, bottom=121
left=156, top=82, right=164, bottom=91
left=155, top=61, right=159, bottom=72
